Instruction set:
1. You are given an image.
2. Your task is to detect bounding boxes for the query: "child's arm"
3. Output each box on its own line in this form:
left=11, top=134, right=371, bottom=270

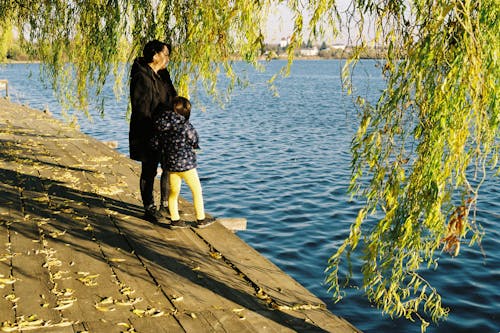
left=185, top=123, right=200, bottom=149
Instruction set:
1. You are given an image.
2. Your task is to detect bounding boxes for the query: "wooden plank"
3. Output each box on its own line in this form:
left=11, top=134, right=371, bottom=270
left=31, top=144, right=183, bottom=330
left=8, top=217, right=72, bottom=331
left=6, top=162, right=73, bottom=332
left=110, top=217, right=294, bottom=333
left=10, top=121, right=152, bottom=321
left=0, top=182, right=22, bottom=326
left=0, top=222, right=15, bottom=324
left=71, top=322, right=87, bottom=333
left=197, top=308, right=291, bottom=333
left=34, top=181, right=139, bottom=326
left=86, top=214, right=181, bottom=327
left=196, top=223, right=324, bottom=307
left=34, top=212, right=130, bottom=325
left=130, top=315, right=183, bottom=333
left=27, top=144, right=137, bottom=326
left=30, top=126, right=178, bottom=328
left=299, top=308, right=362, bottom=333
left=83, top=320, right=125, bottom=333
left=15, top=205, right=77, bottom=332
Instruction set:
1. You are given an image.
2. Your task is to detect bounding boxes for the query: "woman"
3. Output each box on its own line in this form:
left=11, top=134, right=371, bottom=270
left=129, top=40, right=177, bottom=223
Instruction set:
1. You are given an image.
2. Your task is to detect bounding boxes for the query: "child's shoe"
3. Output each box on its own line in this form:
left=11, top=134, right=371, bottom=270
left=196, top=217, right=216, bottom=229
left=170, top=219, right=189, bottom=229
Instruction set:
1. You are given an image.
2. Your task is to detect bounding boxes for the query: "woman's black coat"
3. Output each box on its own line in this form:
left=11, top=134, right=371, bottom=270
left=129, top=57, right=177, bottom=161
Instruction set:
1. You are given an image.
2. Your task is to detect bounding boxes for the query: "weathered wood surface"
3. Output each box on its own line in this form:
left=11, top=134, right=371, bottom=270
left=0, top=98, right=361, bottom=332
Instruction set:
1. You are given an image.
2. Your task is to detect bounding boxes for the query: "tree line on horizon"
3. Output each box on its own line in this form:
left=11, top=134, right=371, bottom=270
left=3, top=39, right=386, bottom=62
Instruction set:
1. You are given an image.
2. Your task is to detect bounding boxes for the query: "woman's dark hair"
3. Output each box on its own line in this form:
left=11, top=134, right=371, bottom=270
left=172, top=96, right=191, bottom=120
left=142, top=40, right=172, bottom=63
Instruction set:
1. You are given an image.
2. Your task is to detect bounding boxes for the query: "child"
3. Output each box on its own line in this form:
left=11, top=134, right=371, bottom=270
left=154, top=96, right=216, bottom=229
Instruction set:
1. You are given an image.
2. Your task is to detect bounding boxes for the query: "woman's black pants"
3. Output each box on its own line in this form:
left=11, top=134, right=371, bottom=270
left=140, top=153, right=168, bottom=209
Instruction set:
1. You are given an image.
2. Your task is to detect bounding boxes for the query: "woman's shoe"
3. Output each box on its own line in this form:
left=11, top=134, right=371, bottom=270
left=144, top=204, right=165, bottom=224
left=158, top=205, right=170, bottom=217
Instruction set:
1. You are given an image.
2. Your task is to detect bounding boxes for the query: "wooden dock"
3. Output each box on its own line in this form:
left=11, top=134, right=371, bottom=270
left=0, top=98, right=361, bottom=332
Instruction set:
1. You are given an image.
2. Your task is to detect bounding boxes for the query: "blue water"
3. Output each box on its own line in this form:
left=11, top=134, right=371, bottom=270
left=1, top=61, right=499, bottom=333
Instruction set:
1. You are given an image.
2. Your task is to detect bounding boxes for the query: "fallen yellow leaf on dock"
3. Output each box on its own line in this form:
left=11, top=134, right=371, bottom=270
left=119, top=286, right=135, bottom=295
left=209, top=251, right=222, bottom=259
left=231, top=308, right=245, bottom=313
left=0, top=277, right=17, bottom=285
left=109, top=258, right=126, bottom=262
left=132, top=307, right=165, bottom=318
left=132, top=309, right=145, bottom=317
left=53, top=301, right=75, bottom=310
left=151, top=310, right=165, bottom=317
left=95, top=304, right=116, bottom=312
left=115, top=297, right=143, bottom=306
left=77, top=273, right=99, bottom=286
left=4, top=294, right=19, bottom=302
left=49, top=230, right=67, bottom=238
left=98, top=296, right=114, bottom=305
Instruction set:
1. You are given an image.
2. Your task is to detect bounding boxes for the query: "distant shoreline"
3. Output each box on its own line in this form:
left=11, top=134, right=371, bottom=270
left=1, top=60, right=41, bottom=64
left=1, top=56, right=383, bottom=65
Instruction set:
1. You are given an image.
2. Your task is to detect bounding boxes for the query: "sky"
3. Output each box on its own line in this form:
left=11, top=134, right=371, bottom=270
left=263, top=1, right=376, bottom=45
left=264, top=3, right=296, bottom=43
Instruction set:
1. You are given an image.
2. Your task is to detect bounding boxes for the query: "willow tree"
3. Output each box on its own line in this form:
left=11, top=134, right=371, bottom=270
left=318, top=0, right=499, bottom=331
left=1, top=0, right=498, bottom=331
left=0, top=0, right=284, bottom=117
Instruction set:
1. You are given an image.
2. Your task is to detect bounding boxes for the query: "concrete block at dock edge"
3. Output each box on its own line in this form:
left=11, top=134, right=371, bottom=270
left=217, top=217, right=247, bottom=231
left=0, top=79, right=8, bottom=97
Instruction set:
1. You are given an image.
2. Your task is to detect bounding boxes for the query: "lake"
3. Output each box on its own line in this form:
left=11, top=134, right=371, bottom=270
left=1, top=60, right=498, bottom=333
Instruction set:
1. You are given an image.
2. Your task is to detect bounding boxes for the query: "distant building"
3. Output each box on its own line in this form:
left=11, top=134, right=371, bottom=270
left=300, top=47, right=319, bottom=56
left=279, top=37, right=290, bottom=48
left=331, top=43, right=346, bottom=50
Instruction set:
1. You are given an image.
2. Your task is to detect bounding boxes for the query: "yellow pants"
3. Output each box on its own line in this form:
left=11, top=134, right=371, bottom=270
left=168, top=168, right=205, bottom=221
